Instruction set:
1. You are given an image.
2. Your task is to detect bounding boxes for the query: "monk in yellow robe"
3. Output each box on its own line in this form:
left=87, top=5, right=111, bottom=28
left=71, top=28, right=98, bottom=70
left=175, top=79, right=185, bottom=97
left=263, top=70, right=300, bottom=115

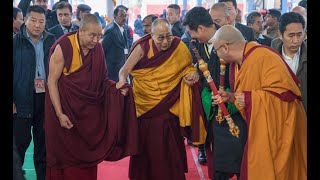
left=211, top=25, right=306, bottom=180
left=116, top=18, right=207, bottom=180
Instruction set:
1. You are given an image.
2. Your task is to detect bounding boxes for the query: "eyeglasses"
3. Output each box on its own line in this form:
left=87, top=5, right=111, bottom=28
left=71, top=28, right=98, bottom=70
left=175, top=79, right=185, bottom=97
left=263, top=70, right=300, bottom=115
left=212, top=44, right=224, bottom=54
left=154, top=34, right=173, bottom=42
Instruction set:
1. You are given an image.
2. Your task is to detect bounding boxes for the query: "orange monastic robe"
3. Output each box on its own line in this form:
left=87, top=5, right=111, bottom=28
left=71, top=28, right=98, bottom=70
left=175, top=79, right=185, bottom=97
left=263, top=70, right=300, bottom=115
left=231, top=42, right=307, bottom=180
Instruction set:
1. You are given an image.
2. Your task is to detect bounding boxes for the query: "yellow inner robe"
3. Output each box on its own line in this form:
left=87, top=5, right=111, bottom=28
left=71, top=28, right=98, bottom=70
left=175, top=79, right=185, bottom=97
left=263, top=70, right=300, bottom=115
left=131, top=39, right=206, bottom=144
left=234, top=42, right=306, bottom=180
left=62, top=33, right=83, bottom=75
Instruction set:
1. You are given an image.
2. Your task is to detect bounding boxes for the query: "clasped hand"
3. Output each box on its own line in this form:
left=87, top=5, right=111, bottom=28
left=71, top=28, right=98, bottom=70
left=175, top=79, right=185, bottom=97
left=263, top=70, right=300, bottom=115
left=183, top=73, right=199, bottom=86
left=116, top=80, right=129, bottom=96
left=212, top=91, right=245, bottom=107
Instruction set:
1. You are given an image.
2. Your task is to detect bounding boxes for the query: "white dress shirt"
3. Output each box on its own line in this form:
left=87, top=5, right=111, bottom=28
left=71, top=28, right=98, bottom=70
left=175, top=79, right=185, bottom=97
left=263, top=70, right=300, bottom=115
left=282, top=45, right=301, bottom=75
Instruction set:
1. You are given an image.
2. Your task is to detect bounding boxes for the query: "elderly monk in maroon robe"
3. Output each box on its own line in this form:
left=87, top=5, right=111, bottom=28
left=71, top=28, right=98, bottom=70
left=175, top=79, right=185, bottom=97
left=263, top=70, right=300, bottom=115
left=45, top=14, right=139, bottom=180
left=116, top=18, right=207, bottom=180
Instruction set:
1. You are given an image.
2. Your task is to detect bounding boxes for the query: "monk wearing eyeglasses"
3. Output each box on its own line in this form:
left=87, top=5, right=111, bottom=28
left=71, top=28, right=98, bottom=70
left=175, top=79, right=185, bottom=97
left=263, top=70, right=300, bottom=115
left=116, top=18, right=207, bottom=180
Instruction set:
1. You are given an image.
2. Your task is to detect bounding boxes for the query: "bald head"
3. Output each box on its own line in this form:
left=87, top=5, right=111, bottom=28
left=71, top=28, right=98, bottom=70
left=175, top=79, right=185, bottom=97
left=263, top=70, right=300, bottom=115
left=212, top=25, right=246, bottom=64
left=151, top=18, right=171, bottom=33
left=213, top=25, right=245, bottom=44
left=291, top=6, right=307, bottom=20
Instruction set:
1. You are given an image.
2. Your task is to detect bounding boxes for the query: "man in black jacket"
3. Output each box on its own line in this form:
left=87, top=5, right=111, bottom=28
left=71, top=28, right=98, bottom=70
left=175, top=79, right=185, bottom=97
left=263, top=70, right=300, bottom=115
left=18, top=0, right=59, bottom=30
left=183, top=7, right=247, bottom=180
left=13, top=5, right=56, bottom=180
left=48, top=1, right=78, bottom=40
left=101, top=6, right=128, bottom=82
left=218, top=0, right=255, bottom=42
left=167, top=4, right=185, bottom=38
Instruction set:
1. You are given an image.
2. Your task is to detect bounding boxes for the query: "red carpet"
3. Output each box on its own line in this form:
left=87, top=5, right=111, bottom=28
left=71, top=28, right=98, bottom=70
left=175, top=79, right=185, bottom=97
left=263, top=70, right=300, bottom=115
left=98, top=141, right=237, bottom=180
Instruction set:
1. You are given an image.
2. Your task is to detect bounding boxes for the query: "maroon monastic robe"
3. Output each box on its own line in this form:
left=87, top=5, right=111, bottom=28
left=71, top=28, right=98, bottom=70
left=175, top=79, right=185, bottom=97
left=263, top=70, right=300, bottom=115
left=128, top=35, right=207, bottom=180
left=44, top=31, right=139, bottom=179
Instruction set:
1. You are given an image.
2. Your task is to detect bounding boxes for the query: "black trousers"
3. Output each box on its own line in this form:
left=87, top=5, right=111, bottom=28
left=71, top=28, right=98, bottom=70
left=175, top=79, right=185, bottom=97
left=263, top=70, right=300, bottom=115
left=13, top=93, right=46, bottom=180
left=214, top=171, right=240, bottom=180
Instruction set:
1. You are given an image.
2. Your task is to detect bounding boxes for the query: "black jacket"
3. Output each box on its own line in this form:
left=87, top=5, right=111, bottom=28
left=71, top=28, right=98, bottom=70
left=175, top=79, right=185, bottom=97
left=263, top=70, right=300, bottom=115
left=192, top=40, right=247, bottom=173
left=235, top=23, right=255, bottom=42
left=101, top=22, right=128, bottom=82
left=171, top=21, right=185, bottom=38
left=256, top=34, right=272, bottom=46
left=13, top=25, right=56, bottom=118
left=48, top=24, right=79, bottom=40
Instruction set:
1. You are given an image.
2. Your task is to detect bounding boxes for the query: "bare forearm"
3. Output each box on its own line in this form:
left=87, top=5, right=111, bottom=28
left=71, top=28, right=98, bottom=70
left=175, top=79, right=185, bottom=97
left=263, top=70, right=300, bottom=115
left=47, top=79, right=63, bottom=117
left=118, top=66, right=130, bottom=83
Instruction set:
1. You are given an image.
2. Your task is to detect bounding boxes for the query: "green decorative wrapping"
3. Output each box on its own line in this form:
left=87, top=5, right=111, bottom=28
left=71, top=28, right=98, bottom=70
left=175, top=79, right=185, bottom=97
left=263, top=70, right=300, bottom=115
left=201, top=86, right=238, bottom=121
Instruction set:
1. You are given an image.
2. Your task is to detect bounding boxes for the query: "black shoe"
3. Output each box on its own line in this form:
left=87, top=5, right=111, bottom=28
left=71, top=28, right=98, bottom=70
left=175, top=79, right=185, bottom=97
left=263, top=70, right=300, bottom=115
left=198, top=148, right=207, bottom=164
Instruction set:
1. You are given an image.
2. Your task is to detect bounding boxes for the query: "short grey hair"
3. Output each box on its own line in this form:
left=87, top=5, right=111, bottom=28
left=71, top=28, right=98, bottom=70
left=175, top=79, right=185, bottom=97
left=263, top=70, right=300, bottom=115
left=210, top=2, right=230, bottom=16
left=151, top=18, right=171, bottom=33
left=79, top=14, right=101, bottom=29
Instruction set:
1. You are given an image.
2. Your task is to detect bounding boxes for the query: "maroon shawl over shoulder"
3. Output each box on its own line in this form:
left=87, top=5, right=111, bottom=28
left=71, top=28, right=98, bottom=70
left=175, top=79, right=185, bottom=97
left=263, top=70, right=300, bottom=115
left=131, top=34, right=207, bottom=142
left=44, top=31, right=139, bottom=169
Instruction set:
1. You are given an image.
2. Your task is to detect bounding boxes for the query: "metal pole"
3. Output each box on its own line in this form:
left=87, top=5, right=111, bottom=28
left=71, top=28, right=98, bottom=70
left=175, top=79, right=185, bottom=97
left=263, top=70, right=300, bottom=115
left=282, top=0, right=287, bottom=13
left=183, top=0, right=187, bottom=10
left=197, top=0, right=202, bottom=6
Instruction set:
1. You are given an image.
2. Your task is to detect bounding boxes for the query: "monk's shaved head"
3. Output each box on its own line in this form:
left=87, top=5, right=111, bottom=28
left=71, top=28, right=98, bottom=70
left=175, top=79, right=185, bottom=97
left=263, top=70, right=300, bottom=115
left=212, top=25, right=246, bottom=64
left=213, top=25, right=245, bottom=45
left=291, top=6, right=307, bottom=25
left=80, top=14, right=102, bottom=30
left=151, top=18, right=171, bottom=34
left=291, top=6, right=307, bottom=19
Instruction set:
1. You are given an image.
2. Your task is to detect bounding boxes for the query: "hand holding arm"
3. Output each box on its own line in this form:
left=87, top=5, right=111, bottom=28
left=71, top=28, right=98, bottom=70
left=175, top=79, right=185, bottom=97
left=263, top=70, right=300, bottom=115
left=116, top=44, right=144, bottom=95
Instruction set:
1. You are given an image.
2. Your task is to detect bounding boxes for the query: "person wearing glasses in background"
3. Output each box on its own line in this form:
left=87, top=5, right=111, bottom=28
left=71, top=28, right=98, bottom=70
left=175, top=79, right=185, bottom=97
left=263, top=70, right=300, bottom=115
left=116, top=18, right=207, bottom=180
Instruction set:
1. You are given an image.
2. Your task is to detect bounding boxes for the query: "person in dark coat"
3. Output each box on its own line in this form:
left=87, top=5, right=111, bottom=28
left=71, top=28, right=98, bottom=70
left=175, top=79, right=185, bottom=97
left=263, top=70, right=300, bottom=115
left=167, top=4, right=185, bottom=37
left=247, top=11, right=272, bottom=46
left=218, top=0, right=255, bottom=42
left=47, top=1, right=78, bottom=40
left=183, top=7, right=247, bottom=180
left=18, top=0, right=59, bottom=30
left=13, top=5, right=56, bottom=180
left=271, top=12, right=307, bottom=112
left=101, top=6, right=128, bottom=82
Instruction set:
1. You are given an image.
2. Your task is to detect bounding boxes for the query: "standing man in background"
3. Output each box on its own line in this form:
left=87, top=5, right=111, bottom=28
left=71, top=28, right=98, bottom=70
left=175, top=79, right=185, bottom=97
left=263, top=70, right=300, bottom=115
left=48, top=1, right=78, bottom=40
left=13, top=5, right=56, bottom=180
left=262, top=8, right=281, bottom=39
left=18, top=0, right=59, bottom=29
left=142, top=14, right=158, bottom=35
left=218, top=0, right=255, bottom=42
left=247, top=11, right=272, bottom=46
left=13, top=7, right=24, bottom=35
left=102, top=6, right=128, bottom=82
left=71, top=4, right=91, bottom=28
left=167, top=4, right=185, bottom=37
